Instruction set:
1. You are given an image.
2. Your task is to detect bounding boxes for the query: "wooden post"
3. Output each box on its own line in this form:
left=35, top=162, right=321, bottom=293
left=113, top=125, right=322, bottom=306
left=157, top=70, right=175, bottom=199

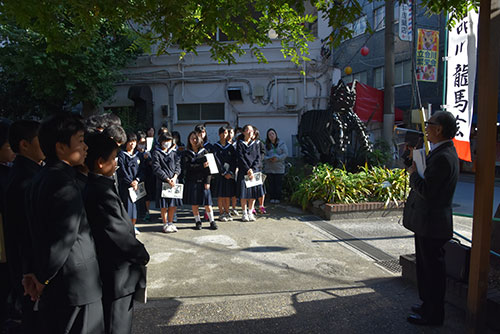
left=467, top=0, right=500, bottom=332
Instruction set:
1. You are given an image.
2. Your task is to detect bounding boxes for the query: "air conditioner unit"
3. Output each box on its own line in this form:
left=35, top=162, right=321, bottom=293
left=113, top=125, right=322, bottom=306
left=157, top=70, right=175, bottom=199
left=285, top=87, right=297, bottom=107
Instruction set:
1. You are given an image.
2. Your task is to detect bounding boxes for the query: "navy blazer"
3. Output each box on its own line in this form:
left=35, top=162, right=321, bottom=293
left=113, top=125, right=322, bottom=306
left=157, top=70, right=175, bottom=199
left=236, top=139, right=261, bottom=174
left=151, top=146, right=181, bottom=182
left=4, top=156, right=41, bottom=282
left=27, top=159, right=101, bottom=306
left=182, top=148, right=211, bottom=184
left=117, top=150, right=143, bottom=202
left=85, top=173, right=149, bottom=299
left=403, top=141, right=459, bottom=239
left=212, top=141, right=236, bottom=176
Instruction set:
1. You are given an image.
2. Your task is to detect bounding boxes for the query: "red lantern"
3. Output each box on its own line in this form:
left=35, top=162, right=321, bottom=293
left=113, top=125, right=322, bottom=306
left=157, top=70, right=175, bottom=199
left=360, top=46, right=370, bottom=56
left=344, top=66, right=352, bottom=75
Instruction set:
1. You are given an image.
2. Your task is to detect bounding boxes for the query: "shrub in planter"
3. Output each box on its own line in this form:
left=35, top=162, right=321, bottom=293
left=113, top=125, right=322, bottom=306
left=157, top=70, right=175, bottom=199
left=291, top=163, right=409, bottom=210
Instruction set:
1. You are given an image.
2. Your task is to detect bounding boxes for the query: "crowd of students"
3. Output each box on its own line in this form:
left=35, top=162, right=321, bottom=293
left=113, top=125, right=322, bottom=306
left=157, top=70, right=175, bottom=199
left=0, top=112, right=288, bottom=334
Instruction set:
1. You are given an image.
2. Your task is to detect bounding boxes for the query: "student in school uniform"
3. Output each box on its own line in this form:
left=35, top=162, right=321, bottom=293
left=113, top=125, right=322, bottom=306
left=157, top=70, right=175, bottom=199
left=117, top=132, right=143, bottom=235
left=236, top=124, right=265, bottom=222
left=212, top=126, right=236, bottom=222
left=182, top=131, right=217, bottom=230
left=4, top=120, right=45, bottom=333
left=252, top=128, right=267, bottom=215
left=152, top=133, right=182, bottom=233
left=84, top=133, right=149, bottom=334
left=228, top=126, right=240, bottom=217
left=195, top=124, right=212, bottom=152
left=26, top=112, right=104, bottom=334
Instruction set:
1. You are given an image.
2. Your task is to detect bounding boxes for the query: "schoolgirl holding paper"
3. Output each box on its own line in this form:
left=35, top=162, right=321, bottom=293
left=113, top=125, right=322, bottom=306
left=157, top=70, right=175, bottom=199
left=152, top=132, right=182, bottom=233
left=236, top=124, right=264, bottom=222
left=182, top=131, right=217, bottom=230
left=117, top=131, right=143, bottom=234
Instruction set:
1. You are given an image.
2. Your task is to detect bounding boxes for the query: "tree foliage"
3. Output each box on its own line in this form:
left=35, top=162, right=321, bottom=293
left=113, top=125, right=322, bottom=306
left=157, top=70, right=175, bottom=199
left=0, top=21, right=139, bottom=118
left=0, top=0, right=479, bottom=66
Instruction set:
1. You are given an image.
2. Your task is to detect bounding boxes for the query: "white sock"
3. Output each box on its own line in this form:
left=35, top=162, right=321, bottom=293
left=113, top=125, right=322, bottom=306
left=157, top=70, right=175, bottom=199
left=244, top=208, right=249, bottom=215
left=194, top=214, right=201, bottom=222
left=167, top=222, right=173, bottom=225
left=207, top=211, right=214, bottom=222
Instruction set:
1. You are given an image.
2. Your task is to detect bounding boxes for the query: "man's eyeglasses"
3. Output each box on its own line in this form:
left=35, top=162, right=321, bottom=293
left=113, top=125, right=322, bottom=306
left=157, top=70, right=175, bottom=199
left=424, top=121, right=439, bottom=126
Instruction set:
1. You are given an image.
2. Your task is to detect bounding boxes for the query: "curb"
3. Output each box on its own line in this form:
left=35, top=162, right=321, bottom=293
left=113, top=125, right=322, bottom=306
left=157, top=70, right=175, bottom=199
left=308, top=201, right=404, bottom=220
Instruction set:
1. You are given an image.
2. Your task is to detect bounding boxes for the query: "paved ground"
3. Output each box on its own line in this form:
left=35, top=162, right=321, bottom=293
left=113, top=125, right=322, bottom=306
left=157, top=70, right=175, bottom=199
left=133, top=203, right=473, bottom=334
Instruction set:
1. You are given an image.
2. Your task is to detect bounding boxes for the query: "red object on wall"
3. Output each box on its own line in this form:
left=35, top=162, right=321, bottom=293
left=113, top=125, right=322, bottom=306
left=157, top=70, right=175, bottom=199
left=360, top=46, right=370, bottom=56
left=353, top=82, right=403, bottom=122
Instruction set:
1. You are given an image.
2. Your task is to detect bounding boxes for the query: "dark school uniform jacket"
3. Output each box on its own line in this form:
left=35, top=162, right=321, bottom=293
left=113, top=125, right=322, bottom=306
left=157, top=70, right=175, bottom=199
left=403, top=141, right=459, bottom=239
left=27, top=159, right=101, bottom=306
left=182, top=148, right=211, bottom=184
left=152, top=146, right=181, bottom=184
left=212, top=141, right=236, bottom=176
left=85, top=173, right=149, bottom=300
left=117, top=150, right=143, bottom=202
left=4, top=156, right=41, bottom=285
left=236, top=139, right=261, bottom=174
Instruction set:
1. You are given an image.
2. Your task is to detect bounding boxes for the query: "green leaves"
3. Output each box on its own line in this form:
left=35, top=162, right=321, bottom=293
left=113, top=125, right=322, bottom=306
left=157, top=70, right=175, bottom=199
left=291, top=163, right=409, bottom=210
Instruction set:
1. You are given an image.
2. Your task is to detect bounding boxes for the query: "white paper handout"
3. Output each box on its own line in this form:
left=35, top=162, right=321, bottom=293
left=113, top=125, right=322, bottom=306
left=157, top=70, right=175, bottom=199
left=128, top=182, right=147, bottom=203
left=161, top=182, right=184, bottom=199
left=204, top=153, right=219, bottom=174
left=146, top=137, right=154, bottom=152
left=413, top=148, right=427, bottom=178
left=244, top=172, right=264, bottom=188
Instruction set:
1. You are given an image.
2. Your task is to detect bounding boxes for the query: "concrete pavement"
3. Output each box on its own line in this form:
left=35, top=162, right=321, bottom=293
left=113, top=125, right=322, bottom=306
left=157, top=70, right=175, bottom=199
left=133, top=204, right=472, bottom=334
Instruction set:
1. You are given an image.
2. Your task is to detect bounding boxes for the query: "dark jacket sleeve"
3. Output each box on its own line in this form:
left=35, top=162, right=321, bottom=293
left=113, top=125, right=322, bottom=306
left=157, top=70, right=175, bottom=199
left=174, top=151, right=181, bottom=176
left=410, top=153, right=451, bottom=203
left=152, top=150, right=169, bottom=182
left=91, top=191, right=149, bottom=265
left=250, top=143, right=262, bottom=171
left=237, top=141, right=251, bottom=173
left=117, top=152, right=133, bottom=185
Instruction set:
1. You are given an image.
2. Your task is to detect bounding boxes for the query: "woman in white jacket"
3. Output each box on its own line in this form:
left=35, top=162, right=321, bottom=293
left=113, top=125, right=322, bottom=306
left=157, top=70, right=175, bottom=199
left=263, top=129, right=288, bottom=204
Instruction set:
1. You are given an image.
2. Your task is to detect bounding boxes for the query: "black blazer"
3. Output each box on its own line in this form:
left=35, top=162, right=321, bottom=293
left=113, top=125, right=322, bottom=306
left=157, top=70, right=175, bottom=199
left=85, top=173, right=149, bottom=299
left=4, top=156, right=41, bottom=283
left=27, top=159, right=101, bottom=306
left=403, top=141, right=459, bottom=239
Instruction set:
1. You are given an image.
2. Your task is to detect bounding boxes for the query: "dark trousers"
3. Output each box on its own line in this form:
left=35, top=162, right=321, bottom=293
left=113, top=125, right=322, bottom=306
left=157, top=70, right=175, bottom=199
left=414, top=235, right=448, bottom=321
left=40, top=299, right=104, bottom=334
left=103, top=294, right=134, bottom=334
left=266, top=173, right=284, bottom=200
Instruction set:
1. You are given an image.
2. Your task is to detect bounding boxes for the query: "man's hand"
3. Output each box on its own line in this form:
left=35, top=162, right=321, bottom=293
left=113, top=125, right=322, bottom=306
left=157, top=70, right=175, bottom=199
left=408, top=161, right=417, bottom=175
left=22, top=273, right=44, bottom=301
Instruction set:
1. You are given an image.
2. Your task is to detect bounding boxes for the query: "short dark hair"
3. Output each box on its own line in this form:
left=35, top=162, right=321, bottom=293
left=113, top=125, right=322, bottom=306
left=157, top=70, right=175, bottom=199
left=158, top=133, right=173, bottom=145
left=157, top=127, right=169, bottom=137
left=39, top=112, right=85, bottom=160
left=171, top=131, right=181, bottom=144
left=85, top=132, right=119, bottom=172
left=102, top=124, right=126, bottom=145
left=9, top=120, right=40, bottom=153
left=137, top=130, right=146, bottom=141
left=218, top=125, right=229, bottom=135
left=125, top=131, right=137, bottom=143
left=104, top=113, right=121, bottom=126
left=434, top=111, right=458, bottom=139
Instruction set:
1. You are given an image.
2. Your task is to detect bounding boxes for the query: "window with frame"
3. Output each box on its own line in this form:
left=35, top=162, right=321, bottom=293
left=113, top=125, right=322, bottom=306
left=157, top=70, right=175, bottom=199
left=374, top=5, right=400, bottom=31
left=374, top=66, right=384, bottom=88
left=177, top=103, right=225, bottom=121
left=394, top=61, right=412, bottom=86
left=343, top=71, right=367, bottom=85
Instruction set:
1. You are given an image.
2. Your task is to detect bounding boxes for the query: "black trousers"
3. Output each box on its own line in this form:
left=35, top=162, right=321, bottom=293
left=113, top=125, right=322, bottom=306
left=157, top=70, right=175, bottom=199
left=414, top=235, right=448, bottom=321
left=40, top=298, right=104, bottom=334
left=103, top=294, right=134, bottom=334
left=266, top=173, right=284, bottom=200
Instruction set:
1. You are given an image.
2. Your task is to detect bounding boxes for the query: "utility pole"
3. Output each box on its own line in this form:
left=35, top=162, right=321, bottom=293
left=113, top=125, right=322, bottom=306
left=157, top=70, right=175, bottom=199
left=383, top=0, right=395, bottom=150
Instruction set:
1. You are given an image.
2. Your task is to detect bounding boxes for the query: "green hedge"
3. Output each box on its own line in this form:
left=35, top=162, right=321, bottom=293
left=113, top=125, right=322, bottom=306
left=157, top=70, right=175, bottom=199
left=291, top=163, right=409, bottom=210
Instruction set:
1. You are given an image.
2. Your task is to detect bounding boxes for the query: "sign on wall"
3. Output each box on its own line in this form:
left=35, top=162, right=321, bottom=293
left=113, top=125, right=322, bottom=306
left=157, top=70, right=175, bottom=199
left=399, top=0, right=412, bottom=41
left=416, top=29, right=439, bottom=82
left=445, top=10, right=479, bottom=162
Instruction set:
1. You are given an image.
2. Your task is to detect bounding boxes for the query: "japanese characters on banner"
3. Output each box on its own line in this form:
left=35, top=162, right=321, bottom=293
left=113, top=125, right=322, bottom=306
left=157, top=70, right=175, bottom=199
left=416, top=29, right=439, bottom=82
left=446, top=11, right=479, bottom=162
left=399, top=0, right=412, bottom=41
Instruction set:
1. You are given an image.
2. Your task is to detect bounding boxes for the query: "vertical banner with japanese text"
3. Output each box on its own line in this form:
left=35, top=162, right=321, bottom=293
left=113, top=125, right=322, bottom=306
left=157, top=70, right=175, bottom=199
left=416, top=29, right=439, bottom=82
left=399, top=0, right=412, bottom=41
left=446, top=11, right=479, bottom=162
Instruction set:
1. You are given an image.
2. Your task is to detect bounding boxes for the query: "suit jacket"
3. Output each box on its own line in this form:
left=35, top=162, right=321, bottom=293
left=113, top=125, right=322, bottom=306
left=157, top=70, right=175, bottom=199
left=4, top=156, right=41, bottom=287
left=27, top=159, right=101, bottom=306
left=85, top=173, right=149, bottom=300
left=403, top=141, right=459, bottom=239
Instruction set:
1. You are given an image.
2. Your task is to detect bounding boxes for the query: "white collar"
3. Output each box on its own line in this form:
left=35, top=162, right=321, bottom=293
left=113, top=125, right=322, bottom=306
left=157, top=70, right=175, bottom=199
left=123, top=150, right=137, bottom=158
left=215, top=141, right=231, bottom=149
left=187, top=147, right=206, bottom=155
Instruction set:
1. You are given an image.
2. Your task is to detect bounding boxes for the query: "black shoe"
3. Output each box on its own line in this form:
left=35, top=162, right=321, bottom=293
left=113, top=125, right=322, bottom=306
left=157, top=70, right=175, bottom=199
left=195, top=221, right=202, bottom=230
left=210, top=221, right=218, bottom=230
left=407, top=313, right=443, bottom=326
left=411, top=303, right=423, bottom=315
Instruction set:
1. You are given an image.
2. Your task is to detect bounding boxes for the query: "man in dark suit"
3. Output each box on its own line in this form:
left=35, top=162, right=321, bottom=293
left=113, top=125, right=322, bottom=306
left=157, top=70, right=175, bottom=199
left=26, top=113, right=104, bottom=333
left=4, top=120, right=45, bottom=333
left=403, top=111, right=459, bottom=326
